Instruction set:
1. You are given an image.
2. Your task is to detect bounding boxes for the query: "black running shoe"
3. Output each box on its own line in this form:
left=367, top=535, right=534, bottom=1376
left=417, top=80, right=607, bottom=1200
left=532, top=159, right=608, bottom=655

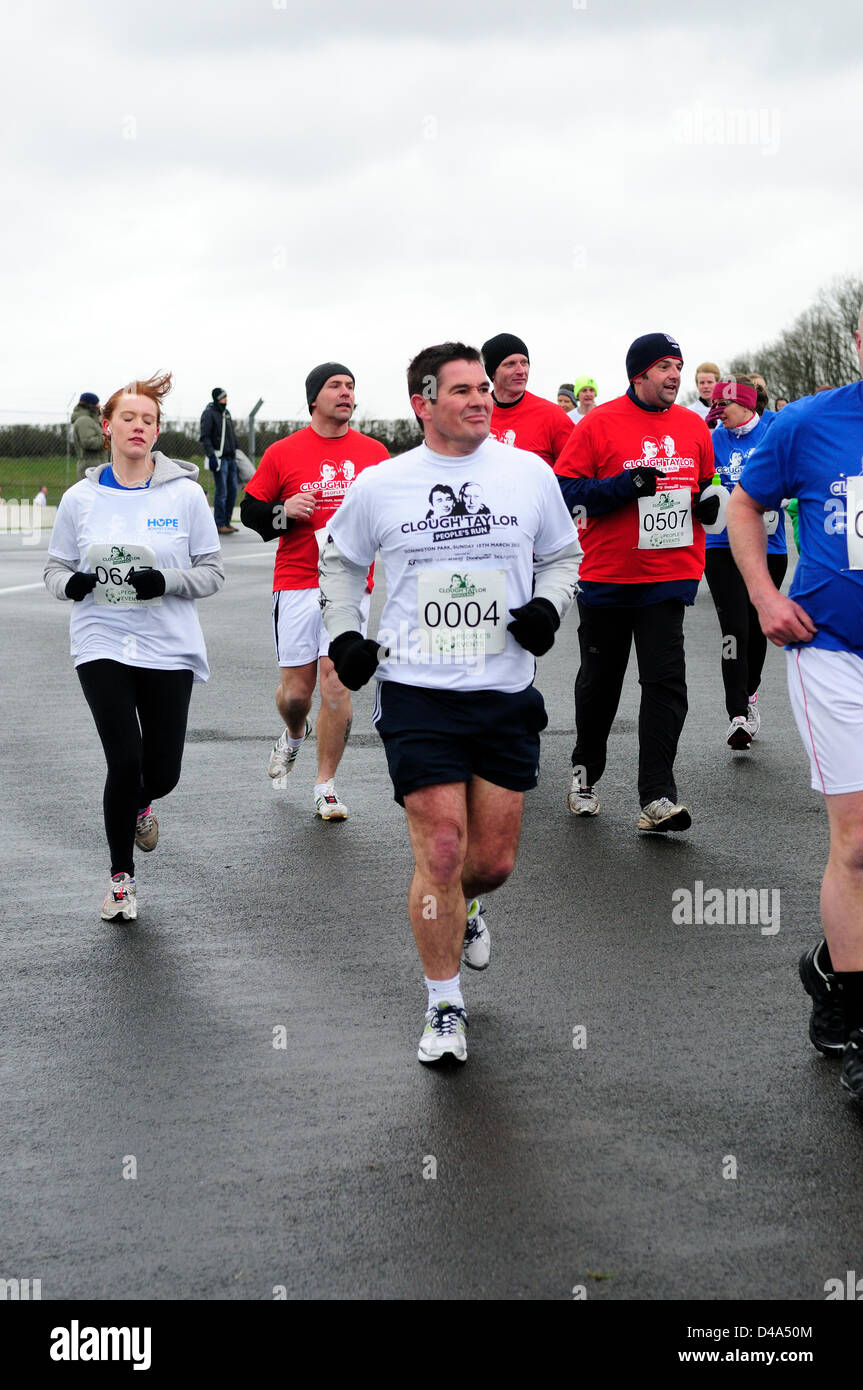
left=798, top=942, right=845, bottom=1057
left=841, top=1030, right=863, bottom=1103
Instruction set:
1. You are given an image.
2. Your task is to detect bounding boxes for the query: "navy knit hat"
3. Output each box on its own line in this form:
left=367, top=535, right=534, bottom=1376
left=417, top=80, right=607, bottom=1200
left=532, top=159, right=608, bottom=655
left=79, top=392, right=99, bottom=406
left=481, top=333, right=530, bottom=381
left=626, top=333, right=683, bottom=382
left=212, top=387, right=226, bottom=401
left=305, top=362, right=354, bottom=412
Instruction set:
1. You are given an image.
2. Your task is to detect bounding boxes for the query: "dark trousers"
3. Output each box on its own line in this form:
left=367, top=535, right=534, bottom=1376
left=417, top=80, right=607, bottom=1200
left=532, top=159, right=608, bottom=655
left=704, top=549, right=788, bottom=718
left=572, top=598, right=688, bottom=804
left=77, top=660, right=194, bottom=876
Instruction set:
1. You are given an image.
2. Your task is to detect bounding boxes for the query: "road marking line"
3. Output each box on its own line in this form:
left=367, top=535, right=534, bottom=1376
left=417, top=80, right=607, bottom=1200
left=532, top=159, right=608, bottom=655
left=0, top=582, right=44, bottom=596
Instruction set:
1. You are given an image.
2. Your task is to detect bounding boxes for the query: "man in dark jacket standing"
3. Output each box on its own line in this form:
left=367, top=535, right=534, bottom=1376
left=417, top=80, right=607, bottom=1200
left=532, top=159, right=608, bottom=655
left=200, top=387, right=239, bottom=534
left=71, top=392, right=105, bottom=479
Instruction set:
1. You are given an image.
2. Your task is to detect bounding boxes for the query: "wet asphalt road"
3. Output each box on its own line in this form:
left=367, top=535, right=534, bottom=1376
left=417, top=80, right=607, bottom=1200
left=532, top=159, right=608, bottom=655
left=1, top=525, right=860, bottom=1304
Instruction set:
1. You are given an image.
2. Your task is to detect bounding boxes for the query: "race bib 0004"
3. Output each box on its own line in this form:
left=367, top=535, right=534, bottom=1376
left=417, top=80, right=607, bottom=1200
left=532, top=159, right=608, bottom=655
left=416, top=568, right=506, bottom=659
left=637, top=488, right=693, bottom=550
left=86, top=542, right=161, bottom=606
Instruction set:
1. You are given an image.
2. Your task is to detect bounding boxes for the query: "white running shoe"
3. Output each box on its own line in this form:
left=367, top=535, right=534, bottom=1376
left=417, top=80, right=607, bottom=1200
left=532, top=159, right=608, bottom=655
left=135, top=807, right=159, bottom=852
left=462, top=899, right=490, bottom=971
left=417, top=1002, right=468, bottom=1064
left=726, top=714, right=752, bottom=750
left=637, top=798, right=692, bottom=832
left=268, top=718, right=312, bottom=779
left=101, top=873, right=137, bottom=922
left=746, top=693, right=761, bottom=738
left=314, top=783, right=348, bottom=821
left=567, top=771, right=600, bottom=816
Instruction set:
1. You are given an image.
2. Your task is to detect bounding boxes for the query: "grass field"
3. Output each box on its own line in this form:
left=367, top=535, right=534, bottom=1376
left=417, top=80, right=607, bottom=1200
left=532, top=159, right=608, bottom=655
left=0, top=457, right=215, bottom=507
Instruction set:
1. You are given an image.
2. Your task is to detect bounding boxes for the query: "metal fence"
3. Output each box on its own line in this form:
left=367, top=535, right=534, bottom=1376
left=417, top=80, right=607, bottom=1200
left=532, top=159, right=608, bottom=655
left=0, top=416, right=420, bottom=508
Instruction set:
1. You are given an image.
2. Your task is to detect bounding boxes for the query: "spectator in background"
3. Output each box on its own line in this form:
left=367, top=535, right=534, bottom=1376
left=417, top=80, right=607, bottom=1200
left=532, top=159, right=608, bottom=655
left=557, top=384, right=578, bottom=414
left=572, top=376, right=599, bottom=422
left=71, top=392, right=105, bottom=479
left=688, top=362, right=721, bottom=427
left=33, top=485, right=48, bottom=507
left=775, top=396, right=789, bottom=411
left=200, top=387, right=239, bottom=535
left=748, top=371, right=769, bottom=403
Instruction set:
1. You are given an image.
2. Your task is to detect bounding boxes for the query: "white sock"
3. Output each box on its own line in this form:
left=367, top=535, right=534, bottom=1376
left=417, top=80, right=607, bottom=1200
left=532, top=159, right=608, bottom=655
left=425, top=973, right=464, bottom=1011
left=286, top=731, right=307, bottom=750
left=314, top=781, right=334, bottom=797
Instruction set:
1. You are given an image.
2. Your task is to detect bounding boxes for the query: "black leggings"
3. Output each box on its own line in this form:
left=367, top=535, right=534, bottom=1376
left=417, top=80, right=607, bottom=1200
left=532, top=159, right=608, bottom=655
left=572, top=598, right=688, bottom=804
left=77, top=660, right=194, bottom=876
left=704, top=549, right=788, bottom=718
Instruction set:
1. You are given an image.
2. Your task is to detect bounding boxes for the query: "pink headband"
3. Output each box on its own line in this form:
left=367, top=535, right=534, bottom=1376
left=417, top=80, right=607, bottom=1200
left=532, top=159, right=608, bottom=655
left=706, top=380, right=757, bottom=424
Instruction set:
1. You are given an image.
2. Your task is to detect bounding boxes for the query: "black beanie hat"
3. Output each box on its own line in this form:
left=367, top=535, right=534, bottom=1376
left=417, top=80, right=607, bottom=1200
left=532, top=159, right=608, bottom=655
left=625, top=333, right=683, bottom=382
left=79, top=392, right=99, bottom=407
left=305, top=361, right=354, bottom=412
left=212, top=387, right=226, bottom=401
left=481, top=333, right=530, bottom=381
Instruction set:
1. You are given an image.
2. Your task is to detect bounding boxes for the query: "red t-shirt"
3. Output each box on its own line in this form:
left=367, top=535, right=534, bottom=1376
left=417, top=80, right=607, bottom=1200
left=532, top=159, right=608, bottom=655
left=554, top=395, right=715, bottom=583
left=489, top=390, right=574, bottom=467
left=245, top=426, right=389, bottom=590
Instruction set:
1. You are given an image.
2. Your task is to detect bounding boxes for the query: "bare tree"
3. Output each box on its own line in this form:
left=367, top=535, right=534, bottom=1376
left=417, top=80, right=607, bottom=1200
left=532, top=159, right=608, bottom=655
left=728, top=274, right=862, bottom=401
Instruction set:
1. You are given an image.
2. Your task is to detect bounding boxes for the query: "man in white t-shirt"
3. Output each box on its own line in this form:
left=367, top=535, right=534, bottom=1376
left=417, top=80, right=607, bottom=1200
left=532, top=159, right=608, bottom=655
left=320, top=341, right=581, bottom=1066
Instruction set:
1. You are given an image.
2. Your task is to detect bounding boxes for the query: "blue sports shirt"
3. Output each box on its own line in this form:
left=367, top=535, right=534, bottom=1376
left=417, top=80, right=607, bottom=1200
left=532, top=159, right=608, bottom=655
left=739, top=382, right=863, bottom=656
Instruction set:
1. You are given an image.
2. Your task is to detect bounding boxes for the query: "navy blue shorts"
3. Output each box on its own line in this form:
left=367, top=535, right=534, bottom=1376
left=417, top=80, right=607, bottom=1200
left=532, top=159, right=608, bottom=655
left=372, top=680, right=548, bottom=806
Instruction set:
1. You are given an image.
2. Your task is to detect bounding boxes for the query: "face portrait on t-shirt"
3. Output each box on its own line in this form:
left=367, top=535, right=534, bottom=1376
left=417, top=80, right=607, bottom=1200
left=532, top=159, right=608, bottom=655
left=425, top=483, right=457, bottom=519
left=456, top=481, right=491, bottom=516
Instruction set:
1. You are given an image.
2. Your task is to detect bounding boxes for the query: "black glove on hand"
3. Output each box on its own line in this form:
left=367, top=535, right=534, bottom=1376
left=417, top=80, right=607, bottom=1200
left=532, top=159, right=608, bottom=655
left=127, top=568, right=166, bottom=600
left=693, top=492, right=721, bottom=525
left=329, top=630, right=389, bottom=691
left=629, top=466, right=663, bottom=497
left=65, top=572, right=98, bottom=601
left=208, top=454, right=220, bottom=473
left=506, top=597, right=560, bottom=657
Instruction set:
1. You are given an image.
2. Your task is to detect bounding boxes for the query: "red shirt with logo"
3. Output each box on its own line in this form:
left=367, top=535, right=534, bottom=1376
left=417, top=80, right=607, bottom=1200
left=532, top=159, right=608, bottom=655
left=246, top=426, right=389, bottom=590
left=554, top=395, right=715, bottom=583
left=489, top=390, right=574, bottom=467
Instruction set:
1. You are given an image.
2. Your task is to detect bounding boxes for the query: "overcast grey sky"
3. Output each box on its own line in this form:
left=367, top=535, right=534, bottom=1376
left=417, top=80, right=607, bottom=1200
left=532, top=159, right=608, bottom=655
left=2, top=0, right=861, bottom=425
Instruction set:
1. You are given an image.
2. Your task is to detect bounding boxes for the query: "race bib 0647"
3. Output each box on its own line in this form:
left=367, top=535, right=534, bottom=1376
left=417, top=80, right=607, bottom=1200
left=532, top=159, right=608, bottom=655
left=86, top=542, right=161, bottom=606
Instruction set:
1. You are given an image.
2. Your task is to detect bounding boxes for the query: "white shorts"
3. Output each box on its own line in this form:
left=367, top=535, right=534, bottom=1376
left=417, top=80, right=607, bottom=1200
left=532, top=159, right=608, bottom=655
left=272, top=588, right=371, bottom=667
left=786, top=646, right=863, bottom=795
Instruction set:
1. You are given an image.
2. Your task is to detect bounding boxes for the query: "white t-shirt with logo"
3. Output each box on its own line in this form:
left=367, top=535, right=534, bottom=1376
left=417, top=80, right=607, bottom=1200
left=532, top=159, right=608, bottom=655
left=48, top=476, right=220, bottom=681
left=327, top=437, right=577, bottom=693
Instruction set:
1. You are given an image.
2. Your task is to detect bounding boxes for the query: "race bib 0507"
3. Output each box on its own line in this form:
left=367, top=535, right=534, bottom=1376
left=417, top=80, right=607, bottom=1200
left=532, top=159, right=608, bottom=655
left=637, top=488, right=693, bottom=550
left=416, top=568, right=507, bottom=659
left=86, top=542, right=161, bottom=606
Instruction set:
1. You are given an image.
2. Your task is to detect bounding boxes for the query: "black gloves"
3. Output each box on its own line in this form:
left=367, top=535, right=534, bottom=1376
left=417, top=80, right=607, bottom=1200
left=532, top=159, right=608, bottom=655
left=208, top=454, right=220, bottom=473
left=127, top=568, right=166, bottom=600
left=693, top=491, right=721, bottom=525
left=65, top=572, right=98, bottom=601
left=329, top=630, right=390, bottom=690
left=629, top=467, right=664, bottom=497
left=506, top=597, right=560, bottom=657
